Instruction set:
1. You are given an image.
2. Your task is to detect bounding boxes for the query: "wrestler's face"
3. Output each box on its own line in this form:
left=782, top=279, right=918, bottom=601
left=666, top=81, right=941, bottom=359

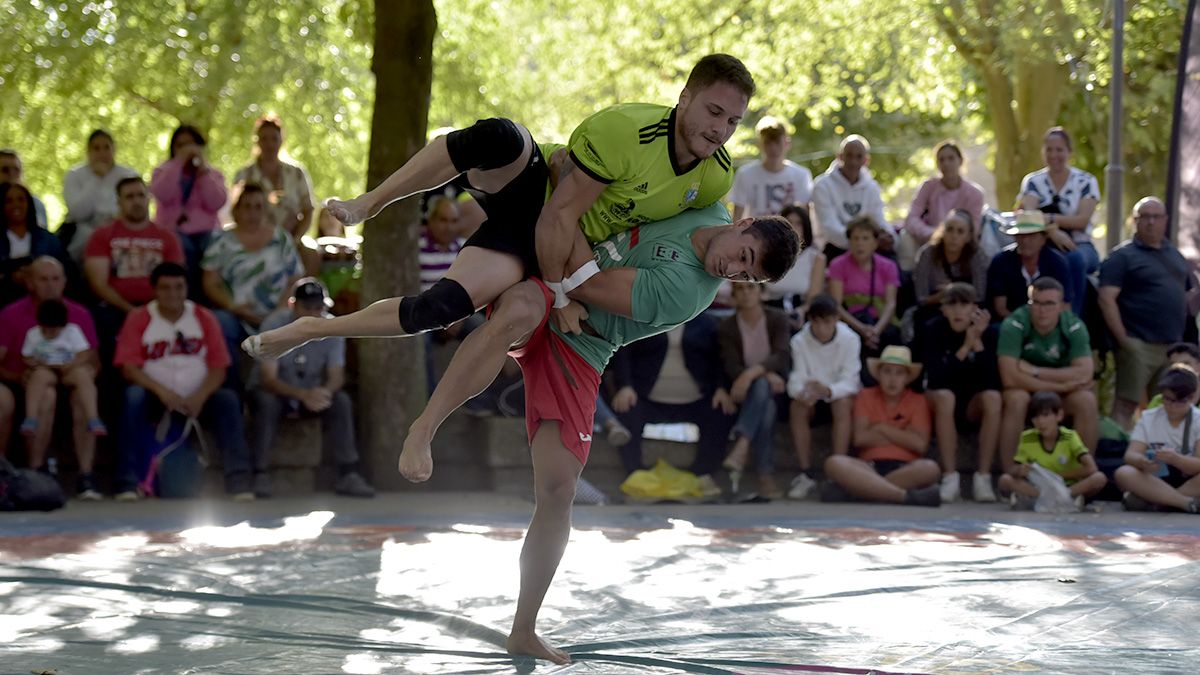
left=678, top=81, right=748, bottom=159
left=705, top=222, right=767, bottom=283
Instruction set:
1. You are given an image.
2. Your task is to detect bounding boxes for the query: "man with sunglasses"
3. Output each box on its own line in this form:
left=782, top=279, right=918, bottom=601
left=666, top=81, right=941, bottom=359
left=1098, top=197, right=1193, bottom=430
left=996, top=276, right=1098, bottom=472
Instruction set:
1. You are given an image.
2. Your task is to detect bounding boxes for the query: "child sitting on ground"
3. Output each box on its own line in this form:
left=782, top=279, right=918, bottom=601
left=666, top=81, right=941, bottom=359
left=999, top=390, right=1107, bottom=510
left=1116, top=365, right=1200, bottom=513
left=20, top=299, right=106, bottom=437
left=1146, top=342, right=1200, bottom=410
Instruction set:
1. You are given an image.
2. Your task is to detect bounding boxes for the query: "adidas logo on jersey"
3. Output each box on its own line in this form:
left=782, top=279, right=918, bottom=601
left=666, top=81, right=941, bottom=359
left=634, top=182, right=649, bottom=194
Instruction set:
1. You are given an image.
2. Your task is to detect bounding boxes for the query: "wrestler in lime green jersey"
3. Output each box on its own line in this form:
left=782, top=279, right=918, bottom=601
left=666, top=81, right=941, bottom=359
left=535, top=54, right=756, bottom=289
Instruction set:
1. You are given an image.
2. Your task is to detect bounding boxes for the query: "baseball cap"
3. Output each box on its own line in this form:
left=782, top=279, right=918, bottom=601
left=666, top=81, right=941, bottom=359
left=292, top=277, right=333, bottom=308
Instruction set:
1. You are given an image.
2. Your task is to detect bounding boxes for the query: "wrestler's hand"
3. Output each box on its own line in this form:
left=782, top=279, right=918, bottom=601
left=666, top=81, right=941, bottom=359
left=323, top=196, right=378, bottom=226
left=552, top=300, right=588, bottom=335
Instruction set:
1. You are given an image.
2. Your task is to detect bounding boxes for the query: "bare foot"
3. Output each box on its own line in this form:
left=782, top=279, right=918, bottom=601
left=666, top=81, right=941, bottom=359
left=242, top=317, right=321, bottom=360
left=506, top=630, right=570, bottom=665
left=398, top=429, right=434, bottom=482
left=322, top=196, right=377, bottom=226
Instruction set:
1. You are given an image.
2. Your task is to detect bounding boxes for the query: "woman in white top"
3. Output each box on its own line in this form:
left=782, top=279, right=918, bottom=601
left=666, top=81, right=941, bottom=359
left=765, top=204, right=825, bottom=327
left=62, top=130, right=140, bottom=261
left=234, top=116, right=316, bottom=270
left=1018, top=127, right=1100, bottom=316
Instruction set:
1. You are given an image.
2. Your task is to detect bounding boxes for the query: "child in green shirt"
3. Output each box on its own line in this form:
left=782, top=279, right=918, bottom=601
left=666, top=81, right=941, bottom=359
left=999, top=390, right=1108, bottom=510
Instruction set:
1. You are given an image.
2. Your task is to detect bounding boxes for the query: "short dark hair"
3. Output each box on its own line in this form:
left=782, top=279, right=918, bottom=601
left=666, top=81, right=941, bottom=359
left=746, top=215, right=800, bottom=283
left=88, top=129, right=114, bottom=146
left=1167, top=342, right=1200, bottom=362
left=685, top=54, right=755, bottom=98
left=151, top=262, right=188, bottom=287
left=255, top=114, right=283, bottom=134
left=36, top=299, right=68, bottom=328
left=779, top=204, right=813, bottom=249
left=1029, top=390, right=1063, bottom=417
left=1160, top=364, right=1199, bottom=401
left=941, top=282, right=977, bottom=305
left=935, top=140, right=963, bottom=162
left=845, top=214, right=881, bottom=240
left=115, top=176, right=145, bottom=197
left=168, top=124, right=206, bottom=158
left=1029, top=276, right=1065, bottom=298
left=807, top=294, right=839, bottom=320
left=233, top=181, right=267, bottom=209
left=0, top=183, right=36, bottom=232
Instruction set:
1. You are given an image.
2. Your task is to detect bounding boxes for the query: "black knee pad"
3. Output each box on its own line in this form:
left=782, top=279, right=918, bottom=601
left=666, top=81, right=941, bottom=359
left=398, top=278, right=475, bottom=334
left=445, top=118, right=525, bottom=173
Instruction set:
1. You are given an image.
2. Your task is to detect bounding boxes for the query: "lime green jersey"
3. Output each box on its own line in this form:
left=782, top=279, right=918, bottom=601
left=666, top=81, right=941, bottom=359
left=1015, top=427, right=1089, bottom=485
left=567, top=103, right=734, bottom=243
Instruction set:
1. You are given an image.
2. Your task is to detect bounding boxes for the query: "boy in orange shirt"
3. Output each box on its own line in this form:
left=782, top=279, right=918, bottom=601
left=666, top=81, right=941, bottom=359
left=823, top=345, right=942, bottom=506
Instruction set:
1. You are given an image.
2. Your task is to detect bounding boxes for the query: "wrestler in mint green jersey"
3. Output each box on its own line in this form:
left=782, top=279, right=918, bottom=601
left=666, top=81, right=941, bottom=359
left=567, top=103, right=734, bottom=243
left=556, top=202, right=729, bottom=373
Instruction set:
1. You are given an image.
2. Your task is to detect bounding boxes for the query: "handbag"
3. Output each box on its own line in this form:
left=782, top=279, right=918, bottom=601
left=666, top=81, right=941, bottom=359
left=849, top=255, right=877, bottom=325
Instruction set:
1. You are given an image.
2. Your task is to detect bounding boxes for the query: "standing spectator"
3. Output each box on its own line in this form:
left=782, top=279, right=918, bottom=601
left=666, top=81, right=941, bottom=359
left=0, top=257, right=101, bottom=496
left=786, top=294, right=861, bottom=499
left=83, top=176, right=185, bottom=360
left=233, top=116, right=316, bottom=271
left=1019, top=127, right=1101, bottom=316
left=765, top=204, right=825, bottom=324
left=202, top=182, right=304, bottom=375
left=917, top=283, right=1002, bottom=502
left=1116, top=365, right=1200, bottom=513
left=998, top=391, right=1107, bottom=510
left=810, top=134, right=892, bottom=259
left=911, top=209, right=989, bottom=328
left=827, top=215, right=901, bottom=377
left=610, top=318, right=734, bottom=480
left=19, top=299, right=107, bottom=441
left=0, top=182, right=66, bottom=306
left=823, top=346, right=941, bottom=506
left=898, top=141, right=985, bottom=271
left=247, top=278, right=374, bottom=498
left=113, top=262, right=254, bottom=500
left=985, top=211, right=1072, bottom=320
left=1098, top=197, right=1191, bottom=429
left=718, top=282, right=791, bottom=498
left=730, top=117, right=814, bottom=219
left=0, top=149, right=48, bottom=228
left=62, top=130, right=140, bottom=261
left=151, top=125, right=228, bottom=288
left=996, top=277, right=1097, bottom=471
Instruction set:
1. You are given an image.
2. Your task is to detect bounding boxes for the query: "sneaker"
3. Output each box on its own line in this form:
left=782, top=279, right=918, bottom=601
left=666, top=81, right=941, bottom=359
left=573, top=477, right=608, bottom=505
left=114, top=490, right=140, bottom=503
left=787, top=473, right=817, bottom=500
left=1122, top=491, right=1153, bottom=512
left=605, top=421, right=633, bottom=448
left=904, top=484, right=942, bottom=507
left=940, top=472, right=961, bottom=503
left=1187, top=497, right=1200, bottom=515
left=87, top=418, right=108, bottom=436
left=333, top=471, right=375, bottom=498
left=973, top=472, right=997, bottom=503
left=76, top=474, right=102, bottom=501
left=819, top=480, right=852, bottom=503
left=230, top=491, right=256, bottom=502
left=252, top=472, right=272, bottom=499
left=1074, top=495, right=1086, bottom=512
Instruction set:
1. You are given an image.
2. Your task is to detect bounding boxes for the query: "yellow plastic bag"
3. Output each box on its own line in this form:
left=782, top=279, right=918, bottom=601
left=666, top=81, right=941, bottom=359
left=619, top=459, right=703, bottom=500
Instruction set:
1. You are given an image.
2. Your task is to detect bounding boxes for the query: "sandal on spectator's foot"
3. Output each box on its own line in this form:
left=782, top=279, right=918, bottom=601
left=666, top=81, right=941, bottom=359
left=19, top=418, right=37, bottom=437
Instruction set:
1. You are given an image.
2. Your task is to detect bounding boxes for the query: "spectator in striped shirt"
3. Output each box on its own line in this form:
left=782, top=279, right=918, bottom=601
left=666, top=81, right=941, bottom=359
left=419, top=195, right=464, bottom=292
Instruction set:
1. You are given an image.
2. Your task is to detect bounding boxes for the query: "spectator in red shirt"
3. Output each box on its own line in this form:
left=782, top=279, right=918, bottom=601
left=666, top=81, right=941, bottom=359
left=112, top=262, right=253, bottom=500
left=0, top=257, right=101, bottom=490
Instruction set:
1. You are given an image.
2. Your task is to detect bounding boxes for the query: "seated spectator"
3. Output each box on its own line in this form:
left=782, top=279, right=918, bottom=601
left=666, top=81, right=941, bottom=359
left=730, top=116, right=813, bottom=219
left=0, top=182, right=67, bottom=306
left=997, top=277, right=1097, bottom=471
left=985, top=211, right=1072, bottom=320
left=151, top=125, right=228, bottom=289
left=811, top=134, right=894, bottom=259
left=113, top=263, right=254, bottom=500
left=0, top=149, right=48, bottom=228
left=84, top=176, right=185, bottom=360
left=610, top=318, right=734, bottom=480
left=765, top=204, right=825, bottom=325
left=998, top=390, right=1107, bottom=510
left=1115, top=365, right=1200, bottom=513
left=786, top=294, right=861, bottom=499
left=898, top=141, right=985, bottom=271
left=1019, top=127, right=1100, bottom=317
left=0, top=257, right=99, bottom=496
left=917, top=283, right=1001, bottom=502
left=20, top=299, right=106, bottom=441
left=823, top=346, right=940, bottom=506
left=62, top=129, right=140, bottom=261
left=718, top=282, right=791, bottom=498
left=202, top=182, right=304, bottom=380
left=247, top=278, right=374, bottom=498
left=1148, top=343, right=1200, bottom=409
left=1098, top=197, right=1191, bottom=429
left=826, top=215, right=901, bottom=380
left=910, top=208, right=989, bottom=330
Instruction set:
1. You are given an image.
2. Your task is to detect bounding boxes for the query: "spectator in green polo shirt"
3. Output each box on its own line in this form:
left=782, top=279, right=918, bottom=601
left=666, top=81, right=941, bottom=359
left=996, top=277, right=1098, bottom=472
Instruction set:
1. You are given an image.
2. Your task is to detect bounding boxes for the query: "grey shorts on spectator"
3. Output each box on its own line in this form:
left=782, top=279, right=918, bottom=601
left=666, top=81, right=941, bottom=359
left=1116, top=337, right=1169, bottom=404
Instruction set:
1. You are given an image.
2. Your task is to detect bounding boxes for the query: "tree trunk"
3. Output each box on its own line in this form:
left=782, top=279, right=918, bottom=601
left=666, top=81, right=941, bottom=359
left=358, top=0, right=436, bottom=490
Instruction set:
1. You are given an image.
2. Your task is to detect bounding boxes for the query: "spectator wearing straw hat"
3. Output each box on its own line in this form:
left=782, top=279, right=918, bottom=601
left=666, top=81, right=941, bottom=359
left=822, top=345, right=941, bottom=506
left=984, top=211, right=1073, bottom=321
